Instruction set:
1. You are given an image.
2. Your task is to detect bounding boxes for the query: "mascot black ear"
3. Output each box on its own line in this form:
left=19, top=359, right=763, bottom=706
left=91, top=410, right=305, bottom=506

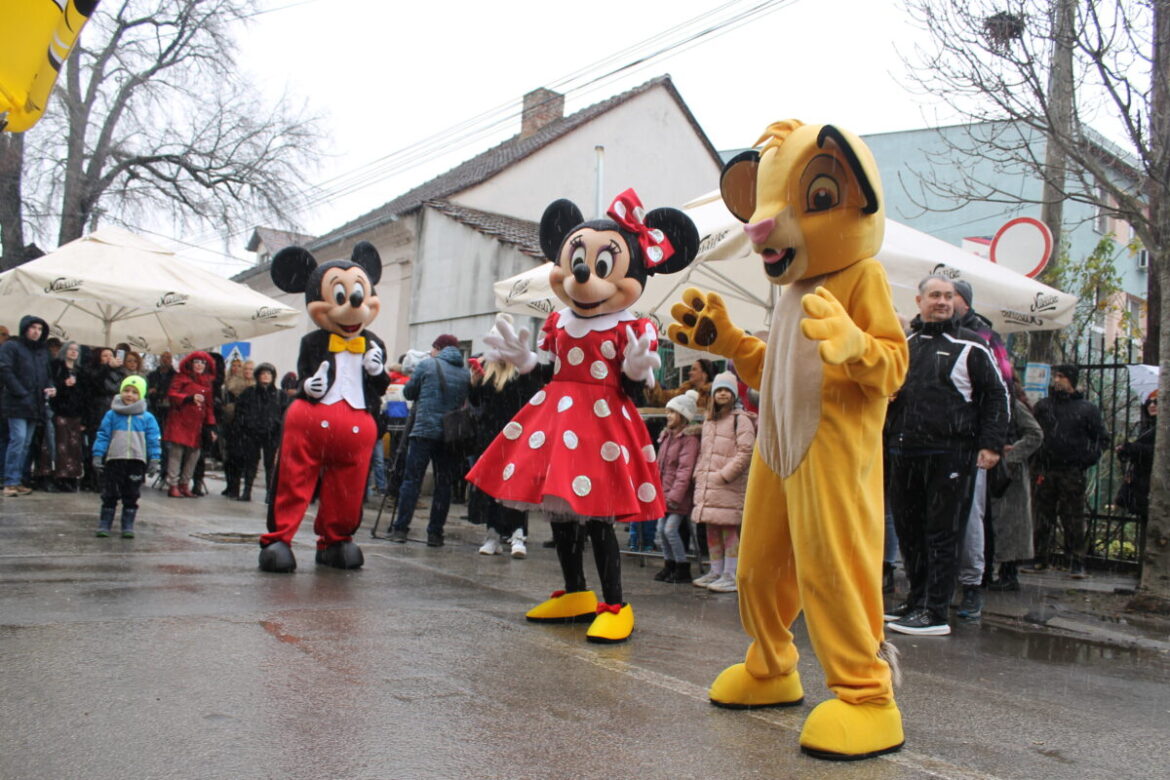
left=643, top=208, right=700, bottom=275
left=351, top=241, right=383, bottom=286
left=720, top=150, right=760, bottom=223
left=271, top=246, right=318, bottom=294
left=539, top=199, right=585, bottom=261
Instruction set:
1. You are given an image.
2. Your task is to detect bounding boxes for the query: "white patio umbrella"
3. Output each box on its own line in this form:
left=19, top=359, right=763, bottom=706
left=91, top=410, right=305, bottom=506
left=494, top=191, right=1079, bottom=335
left=0, top=226, right=300, bottom=352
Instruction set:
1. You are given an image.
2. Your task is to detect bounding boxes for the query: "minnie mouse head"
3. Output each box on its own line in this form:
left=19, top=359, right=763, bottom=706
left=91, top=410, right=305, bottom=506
left=271, top=242, right=383, bottom=337
left=540, top=189, right=700, bottom=318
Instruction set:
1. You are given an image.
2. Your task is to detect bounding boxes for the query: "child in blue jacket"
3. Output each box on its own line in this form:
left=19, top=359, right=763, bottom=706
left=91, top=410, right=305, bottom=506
left=93, top=376, right=162, bottom=537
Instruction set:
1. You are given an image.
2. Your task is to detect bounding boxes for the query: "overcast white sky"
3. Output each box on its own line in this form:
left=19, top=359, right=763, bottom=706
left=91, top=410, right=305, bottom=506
left=179, top=0, right=955, bottom=273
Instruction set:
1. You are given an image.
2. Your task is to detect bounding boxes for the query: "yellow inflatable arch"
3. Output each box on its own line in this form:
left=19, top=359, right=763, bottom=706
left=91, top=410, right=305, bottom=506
left=0, top=0, right=100, bottom=132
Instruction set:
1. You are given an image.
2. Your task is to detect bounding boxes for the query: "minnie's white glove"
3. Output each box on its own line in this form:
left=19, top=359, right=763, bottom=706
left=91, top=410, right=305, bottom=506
left=622, top=324, right=660, bottom=387
left=304, top=361, right=330, bottom=399
left=362, top=342, right=385, bottom=376
left=482, top=313, right=536, bottom=374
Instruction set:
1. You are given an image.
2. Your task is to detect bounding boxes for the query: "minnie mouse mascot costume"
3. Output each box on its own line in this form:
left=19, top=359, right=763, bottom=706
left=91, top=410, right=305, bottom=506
left=467, top=189, right=698, bottom=642
left=258, top=242, right=390, bottom=573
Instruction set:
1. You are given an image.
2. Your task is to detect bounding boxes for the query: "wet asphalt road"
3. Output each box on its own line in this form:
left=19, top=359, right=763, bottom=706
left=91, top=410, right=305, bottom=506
left=2, top=485, right=1169, bottom=779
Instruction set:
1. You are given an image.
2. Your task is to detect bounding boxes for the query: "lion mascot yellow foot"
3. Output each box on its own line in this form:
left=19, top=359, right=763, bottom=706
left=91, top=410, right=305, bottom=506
left=799, top=699, right=904, bottom=761
left=709, top=663, right=803, bottom=709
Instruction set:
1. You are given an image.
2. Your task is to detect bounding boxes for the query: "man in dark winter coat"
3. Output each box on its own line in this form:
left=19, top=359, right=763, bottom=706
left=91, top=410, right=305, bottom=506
left=884, top=276, right=1010, bottom=636
left=234, top=362, right=287, bottom=502
left=1031, top=364, right=1108, bottom=577
left=389, top=334, right=470, bottom=546
left=0, top=316, right=55, bottom=496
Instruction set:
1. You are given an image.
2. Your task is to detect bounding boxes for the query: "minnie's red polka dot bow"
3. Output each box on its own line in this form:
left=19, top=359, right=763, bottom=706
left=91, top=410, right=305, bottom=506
left=607, top=188, right=673, bottom=269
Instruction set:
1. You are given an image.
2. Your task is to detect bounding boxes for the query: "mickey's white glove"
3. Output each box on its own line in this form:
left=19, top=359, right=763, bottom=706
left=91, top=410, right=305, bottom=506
left=622, top=324, right=660, bottom=387
left=482, top=313, right=536, bottom=374
left=362, top=342, right=385, bottom=376
left=304, top=361, right=330, bottom=399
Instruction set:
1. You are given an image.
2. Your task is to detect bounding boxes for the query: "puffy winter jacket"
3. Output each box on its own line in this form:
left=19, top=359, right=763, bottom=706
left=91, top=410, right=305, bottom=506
left=691, top=409, right=756, bottom=526
left=93, top=397, right=162, bottom=463
left=403, top=347, right=470, bottom=441
left=163, top=351, right=217, bottom=448
left=0, top=315, right=52, bottom=419
left=1033, top=389, right=1109, bottom=469
left=657, top=423, right=701, bottom=515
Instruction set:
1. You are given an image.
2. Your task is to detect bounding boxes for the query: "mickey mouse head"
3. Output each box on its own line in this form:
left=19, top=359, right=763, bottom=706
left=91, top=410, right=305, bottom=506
left=271, top=242, right=383, bottom=337
left=540, top=189, right=700, bottom=319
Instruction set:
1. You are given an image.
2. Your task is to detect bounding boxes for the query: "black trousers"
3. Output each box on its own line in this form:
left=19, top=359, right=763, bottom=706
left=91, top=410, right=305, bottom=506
left=242, top=436, right=279, bottom=491
left=100, top=459, right=146, bottom=510
left=887, top=449, right=976, bottom=617
left=1033, top=465, right=1087, bottom=564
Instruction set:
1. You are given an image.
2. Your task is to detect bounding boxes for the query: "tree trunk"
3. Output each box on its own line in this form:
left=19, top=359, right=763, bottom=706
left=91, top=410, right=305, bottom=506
left=0, top=132, right=25, bottom=270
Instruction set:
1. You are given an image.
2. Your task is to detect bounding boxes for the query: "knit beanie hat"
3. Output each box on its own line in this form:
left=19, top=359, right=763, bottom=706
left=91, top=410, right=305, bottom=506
left=120, top=375, right=147, bottom=398
left=711, top=371, right=739, bottom=399
left=1052, top=364, right=1079, bottom=387
left=953, top=279, right=974, bottom=308
left=433, top=334, right=459, bottom=350
left=665, top=389, right=700, bottom=422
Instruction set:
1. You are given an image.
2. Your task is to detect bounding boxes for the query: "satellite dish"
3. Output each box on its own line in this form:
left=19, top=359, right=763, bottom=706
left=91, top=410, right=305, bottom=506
left=990, top=217, right=1053, bottom=278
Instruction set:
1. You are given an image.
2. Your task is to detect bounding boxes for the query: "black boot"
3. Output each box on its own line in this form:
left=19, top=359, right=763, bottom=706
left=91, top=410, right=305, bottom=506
left=989, top=561, right=1020, bottom=591
left=238, top=485, right=252, bottom=502
left=882, top=562, right=896, bottom=594
left=96, top=506, right=115, bottom=537
left=667, top=561, right=693, bottom=584
left=957, top=585, right=984, bottom=619
left=653, top=560, right=675, bottom=582
left=120, top=507, right=137, bottom=538
left=258, top=541, right=297, bottom=573
left=315, top=541, right=365, bottom=569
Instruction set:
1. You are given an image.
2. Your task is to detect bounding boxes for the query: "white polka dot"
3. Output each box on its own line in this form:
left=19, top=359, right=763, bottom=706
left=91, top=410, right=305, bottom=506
left=637, top=482, right=657, bottom=502
left=503, top=421, right=523, bottom=440
left=554, top=356, right=562, bottom=374
left=621, top=446, right=630, bottom=463
left=529, top=390, right=546, bottom=406
left=563, top=431, right=579, bottom=449
left=593, top=399, right=611, bottom=418
left=600, top=341, right=617, bottom=359
left=573, top=476, right=592, bottom=496
left=600, top=442, right=621, bottom=462
left=321, top=420, right=330, bottom=429
left=503, top=463, right=515, bottom=480
left=557, top=396, right=573, bottom=412
left=590, top=360, right=609, bottom=380
left=622, top=406, right=631, bottom=420
left=528, top=431, right=546, bottom=449
left=642, top=445, right=657, bottom=462
left=567, top=347, right=585, bottom=365
left=648, top=228, right=664, bottom=244
left=647, top=245, right=663, bottom=264
left=612, top=201, right=627, bottom=219
left=352, top=426, right=360, bottom=434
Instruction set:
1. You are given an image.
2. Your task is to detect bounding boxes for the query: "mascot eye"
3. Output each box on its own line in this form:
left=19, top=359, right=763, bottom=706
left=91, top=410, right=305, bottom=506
left=806, top=175, right=840, bottom=212
left=570, top=243, right=587, bottom=266
left=332, top=282, right=347, bottom=305
left=595, top=250, right=614, bottom=278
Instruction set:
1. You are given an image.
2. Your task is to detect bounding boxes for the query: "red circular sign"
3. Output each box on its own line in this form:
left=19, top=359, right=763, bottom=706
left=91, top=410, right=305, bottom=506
left=990, top=217, right=1053, bottom=278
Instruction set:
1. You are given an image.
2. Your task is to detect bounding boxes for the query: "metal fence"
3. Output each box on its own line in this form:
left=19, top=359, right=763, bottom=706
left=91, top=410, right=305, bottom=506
left=1045, top=337, right=1151, bottom=572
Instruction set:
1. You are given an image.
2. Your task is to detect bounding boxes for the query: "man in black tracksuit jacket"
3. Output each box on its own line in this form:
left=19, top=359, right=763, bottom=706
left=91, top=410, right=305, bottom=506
left=884, top=276, right=1010, bottom=636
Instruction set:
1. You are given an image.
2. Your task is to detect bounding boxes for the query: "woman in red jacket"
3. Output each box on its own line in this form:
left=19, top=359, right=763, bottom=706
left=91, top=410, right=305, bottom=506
left=164, top=351, right=217, bottom=497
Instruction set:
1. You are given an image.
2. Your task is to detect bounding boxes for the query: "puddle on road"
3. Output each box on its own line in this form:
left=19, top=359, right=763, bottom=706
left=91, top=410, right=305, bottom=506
left=979, top=623, right=1170, bottom=681
left=190, top=532, right=259, bottom=544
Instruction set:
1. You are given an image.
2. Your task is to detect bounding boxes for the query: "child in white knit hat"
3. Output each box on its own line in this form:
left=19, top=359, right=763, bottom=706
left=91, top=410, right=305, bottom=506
left=691, top=372, right=755, bottom=592
left=653, top=390, right=702, bottom=583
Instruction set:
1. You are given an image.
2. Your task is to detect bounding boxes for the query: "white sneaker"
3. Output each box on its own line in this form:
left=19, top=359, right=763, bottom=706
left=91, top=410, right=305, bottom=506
left=692, top=570, right=720, bottom=587
left=510, top=532, right=527, bottom=559
left=707, top=573, right=738, bottom=592
left=478, top=533, right=502, bottom=555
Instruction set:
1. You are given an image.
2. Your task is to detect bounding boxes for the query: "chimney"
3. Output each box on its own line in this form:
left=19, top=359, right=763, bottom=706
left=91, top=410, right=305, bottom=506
left=520, top=88, right=564, bottom=138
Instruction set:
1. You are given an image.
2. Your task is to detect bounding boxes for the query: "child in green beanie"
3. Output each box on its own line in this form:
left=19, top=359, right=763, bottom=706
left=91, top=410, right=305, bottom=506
left=92, top=375, right=162, bottom=537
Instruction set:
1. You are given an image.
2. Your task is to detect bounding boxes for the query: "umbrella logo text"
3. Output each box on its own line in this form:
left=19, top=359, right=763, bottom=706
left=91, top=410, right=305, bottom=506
left=930, top=263, right=961, bottom=280
left=222, top=325, right=239, bottom=340
left=1030, top=292, right=1059, bottom=313
left=252, top=306, right=281, bottom=320
left=44, top=277, right=83, bottom=293
left=157, top=292, right=189, bottom=308
left=127, top=336, right=150, bottom=351
left=1001, top=310, right=1044, bottom=327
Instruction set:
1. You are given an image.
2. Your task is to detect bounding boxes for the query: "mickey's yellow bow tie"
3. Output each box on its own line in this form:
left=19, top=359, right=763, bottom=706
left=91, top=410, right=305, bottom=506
left=328, top=334, right=365, bottom=354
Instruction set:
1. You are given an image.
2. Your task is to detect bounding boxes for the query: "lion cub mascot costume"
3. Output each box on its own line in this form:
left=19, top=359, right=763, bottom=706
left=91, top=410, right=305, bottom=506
left=258, top=242, right=390, bottom=573
left=668, top=121, right=909, bottom=760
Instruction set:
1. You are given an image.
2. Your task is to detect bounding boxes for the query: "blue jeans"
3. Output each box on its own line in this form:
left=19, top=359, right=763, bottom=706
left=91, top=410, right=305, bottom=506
left=369, top=439, right=387, bottom=494
left=393, top=436, right=458, bottom=536
left=3, top=417, right=34, bottom=487
left=656, top=513, right=689, bottom=562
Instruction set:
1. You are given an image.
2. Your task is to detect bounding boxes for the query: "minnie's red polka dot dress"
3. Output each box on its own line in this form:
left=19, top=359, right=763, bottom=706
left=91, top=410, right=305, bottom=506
left=467, top=308, right=666, bottom=523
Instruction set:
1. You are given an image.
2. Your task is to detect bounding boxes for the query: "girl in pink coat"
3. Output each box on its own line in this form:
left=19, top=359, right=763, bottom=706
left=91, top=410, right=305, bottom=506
left=691, top=372, right=756, bottom=592
left=653, top=389, right=702, bottom=584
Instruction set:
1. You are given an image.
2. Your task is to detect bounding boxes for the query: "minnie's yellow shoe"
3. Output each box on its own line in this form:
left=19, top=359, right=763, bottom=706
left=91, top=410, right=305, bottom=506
left=585, top=602, right=634, bottom=643
left=525, top=590, right=597, bottom=623
left=799, top=698, right=904, bottom=761
left=708, top=663, right=804, bottom=709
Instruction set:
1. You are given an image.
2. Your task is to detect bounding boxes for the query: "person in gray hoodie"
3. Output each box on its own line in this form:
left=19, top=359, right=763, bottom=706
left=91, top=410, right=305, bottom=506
left=389, top=334, right=470, bottom=546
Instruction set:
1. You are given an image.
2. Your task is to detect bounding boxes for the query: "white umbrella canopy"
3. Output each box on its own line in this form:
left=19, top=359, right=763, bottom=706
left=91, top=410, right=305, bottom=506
left=494, top=191, right=1078, bottom=335
left=0, top=226, right=300, bottom=352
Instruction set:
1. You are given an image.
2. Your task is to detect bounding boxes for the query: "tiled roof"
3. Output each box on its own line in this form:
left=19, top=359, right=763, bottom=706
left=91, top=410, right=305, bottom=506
left=245, top=227, right=316, bottom=253
left=308, top=75, right=720, bottom=250
left=425, top=200, right=542, bottom=258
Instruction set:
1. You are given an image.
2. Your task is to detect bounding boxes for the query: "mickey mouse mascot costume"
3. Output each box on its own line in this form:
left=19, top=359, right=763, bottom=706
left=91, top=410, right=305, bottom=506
left=467, top=189, right=698, bottom=643
left=258, top=242, right=390, bottom=573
